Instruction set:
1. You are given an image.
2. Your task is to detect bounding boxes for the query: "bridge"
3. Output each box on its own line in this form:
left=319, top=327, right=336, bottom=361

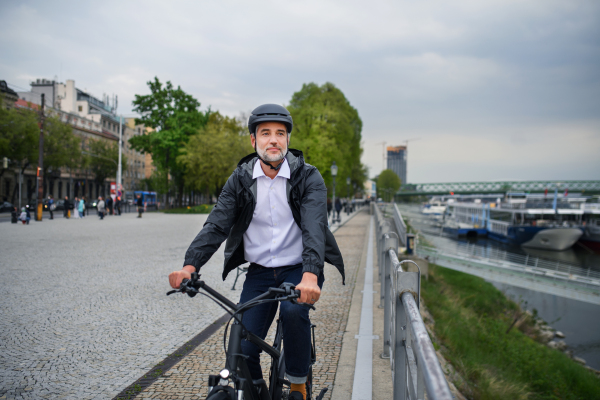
left=396, top=180, right=600, bottom=197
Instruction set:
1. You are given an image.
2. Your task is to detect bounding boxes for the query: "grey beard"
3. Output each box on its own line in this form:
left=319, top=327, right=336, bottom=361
left=258, top=145, right=286, bottom=162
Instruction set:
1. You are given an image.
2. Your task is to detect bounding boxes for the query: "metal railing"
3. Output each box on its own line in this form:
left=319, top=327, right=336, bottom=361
left=417, top=240, right=600, bottom=289
left=374, top=203, right=452, bottom=400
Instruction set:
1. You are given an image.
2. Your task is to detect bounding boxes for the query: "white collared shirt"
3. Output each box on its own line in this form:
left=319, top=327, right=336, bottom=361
left=243, top=158, right=303, bottom=267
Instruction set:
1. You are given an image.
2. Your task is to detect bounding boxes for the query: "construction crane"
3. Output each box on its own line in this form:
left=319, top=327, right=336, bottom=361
left=403, top=138, right=421, bottom=146
left=375, top=141, right=386, bottom=171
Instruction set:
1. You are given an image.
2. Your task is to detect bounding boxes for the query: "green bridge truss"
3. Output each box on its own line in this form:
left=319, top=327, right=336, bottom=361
left=397, top=180, right=600, bottom=196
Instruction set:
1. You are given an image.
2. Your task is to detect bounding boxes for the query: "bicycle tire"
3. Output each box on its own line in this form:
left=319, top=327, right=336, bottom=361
left=306, top=365, right=313, bottom=400
left=271, top=346, right=287, bottom=399
left=205, top=391, right=231, bottom=400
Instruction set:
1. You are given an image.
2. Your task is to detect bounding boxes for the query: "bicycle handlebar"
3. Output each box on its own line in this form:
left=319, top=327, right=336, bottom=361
left=166, top=272, right=314, bottom=311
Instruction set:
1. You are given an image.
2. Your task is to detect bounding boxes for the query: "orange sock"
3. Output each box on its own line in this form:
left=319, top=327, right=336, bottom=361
left=290, top=383, right=306, bottom=399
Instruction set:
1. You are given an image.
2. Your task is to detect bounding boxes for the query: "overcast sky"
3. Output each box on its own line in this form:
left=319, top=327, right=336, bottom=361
left=1, top=0, right=599, bottom=183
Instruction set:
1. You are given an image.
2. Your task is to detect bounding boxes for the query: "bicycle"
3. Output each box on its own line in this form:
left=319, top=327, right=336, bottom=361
left=167, top=272, right=329, bottom=400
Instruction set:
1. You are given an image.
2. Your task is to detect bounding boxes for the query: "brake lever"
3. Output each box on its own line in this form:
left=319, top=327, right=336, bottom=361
left=289, top=295, right=316, bottom=310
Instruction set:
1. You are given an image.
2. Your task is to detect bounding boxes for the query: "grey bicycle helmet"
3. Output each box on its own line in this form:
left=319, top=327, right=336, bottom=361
left=248, top=104, right=293, bottom=135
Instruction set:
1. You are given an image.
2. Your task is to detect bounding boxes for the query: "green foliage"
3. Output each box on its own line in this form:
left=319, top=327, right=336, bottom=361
left=287, top=82, right=367, bottom=198
left=88, top=139, right=127, bottom=185
left=129, top=77, right=210, bottom=204
left=44, top=114, right=83, bottom=173
left=178, top=111, right=252, bottom=198
left=377, top=169, right=401, bottom=201
left=0, top=98, right=39, bottom=175
left=0, top=101, right=83, bottom=181
left=163, top=204, right=214, bottom=214
left=422, top=264, right=600, bottom=399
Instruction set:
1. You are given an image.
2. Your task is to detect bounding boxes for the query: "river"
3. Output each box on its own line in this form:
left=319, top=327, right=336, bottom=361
left=397, top=203, right=600, bottom=370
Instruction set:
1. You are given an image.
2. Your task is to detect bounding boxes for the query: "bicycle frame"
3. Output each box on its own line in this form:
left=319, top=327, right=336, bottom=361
left=170, top=275, right=325, bottom=400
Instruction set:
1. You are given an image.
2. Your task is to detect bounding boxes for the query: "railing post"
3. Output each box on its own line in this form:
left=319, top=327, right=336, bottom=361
left=394, top=290, right=407, bottom=400
left=382, top=233, right=399, bottom=359
left=380, top=222, right=392, bottom=308
left=394, top=259, right=420, bottom=400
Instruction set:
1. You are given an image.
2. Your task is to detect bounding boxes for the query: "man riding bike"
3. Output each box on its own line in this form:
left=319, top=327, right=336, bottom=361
left=169, top=103, right=345, bottom=400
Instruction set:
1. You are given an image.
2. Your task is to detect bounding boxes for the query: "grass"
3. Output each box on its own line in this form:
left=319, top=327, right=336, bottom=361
left=421, top=263, right=600, bottom=400
left=162, top=204, right=214, bottom=214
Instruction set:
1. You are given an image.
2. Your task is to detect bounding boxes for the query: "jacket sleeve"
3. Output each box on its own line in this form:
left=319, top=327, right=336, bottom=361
left=300, top=167, right=329, bottom=277
left=183, top=173, right=240, bottom=272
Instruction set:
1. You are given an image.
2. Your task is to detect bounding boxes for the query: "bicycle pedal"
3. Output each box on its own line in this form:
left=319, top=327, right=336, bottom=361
left=315, top=387, right=328, bottom=400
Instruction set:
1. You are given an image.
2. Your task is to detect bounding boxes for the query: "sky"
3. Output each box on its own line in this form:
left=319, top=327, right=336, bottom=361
left=1, top=0, right=599, bottom=183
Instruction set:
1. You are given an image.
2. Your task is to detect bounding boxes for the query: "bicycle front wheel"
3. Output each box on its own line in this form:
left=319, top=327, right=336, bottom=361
left=205, top=391, right=231, bottom=400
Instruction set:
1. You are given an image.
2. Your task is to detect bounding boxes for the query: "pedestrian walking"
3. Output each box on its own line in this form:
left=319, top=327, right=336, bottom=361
left=78, top=197, right=85, bottom=218
left=327, top=198, right=332, bottom=218
left=73, top=197, right=80, bottom=219
left=106, top=196, right=113, bottom=216
left=115, top=196, right=122, bottom=215
left=136, top=194, right=143, bottom=218
left=11, top=206, right=18, bottom=224
left=63, top=196, right=71, bottom=219
left=25, top=205, right=31, bottom=224
left=335, top=197, right=342, bottom=221
left=97, top=196, right=106, bottom=220
left=48, top=195, right=55, bottom=220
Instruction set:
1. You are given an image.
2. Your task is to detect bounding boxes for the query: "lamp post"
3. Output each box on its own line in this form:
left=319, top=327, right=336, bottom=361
left=346, top=176, right=351, bottom=215
left=331, top=161, right=338, bottom=223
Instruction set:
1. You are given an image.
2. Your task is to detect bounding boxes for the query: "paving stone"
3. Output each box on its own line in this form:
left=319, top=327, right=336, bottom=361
left=0, top=212, right=245, bottom=399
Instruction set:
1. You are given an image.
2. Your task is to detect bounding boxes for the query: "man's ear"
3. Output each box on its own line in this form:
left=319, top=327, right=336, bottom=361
left=250, top=133, right=256, bottom=148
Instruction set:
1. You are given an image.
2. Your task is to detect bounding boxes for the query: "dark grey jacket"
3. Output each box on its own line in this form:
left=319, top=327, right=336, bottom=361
left=183, top=149, right=345, bottom=283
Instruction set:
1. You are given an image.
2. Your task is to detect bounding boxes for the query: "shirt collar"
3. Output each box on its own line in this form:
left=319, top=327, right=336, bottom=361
left=253, top=157, right=290, bottom=180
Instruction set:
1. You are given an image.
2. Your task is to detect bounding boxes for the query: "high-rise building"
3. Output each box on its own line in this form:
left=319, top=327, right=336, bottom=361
left=387, top=145, right=407, bottom=184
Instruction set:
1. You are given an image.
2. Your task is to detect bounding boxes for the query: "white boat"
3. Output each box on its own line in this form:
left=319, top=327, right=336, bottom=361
left=422, top=198, right=446, bottom=216
left=446, top=193, right=584, bottom=251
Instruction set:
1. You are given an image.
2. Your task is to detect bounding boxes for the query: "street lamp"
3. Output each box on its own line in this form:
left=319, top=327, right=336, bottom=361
left=346, top=176, right=351, bottom=215
left=331, top=161, right=338, bottom=223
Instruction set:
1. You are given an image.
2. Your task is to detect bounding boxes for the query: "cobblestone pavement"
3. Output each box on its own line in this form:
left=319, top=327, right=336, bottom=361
left=0, top=212, right=245, bottom=400
left=137, top=210, right=370, bottom=400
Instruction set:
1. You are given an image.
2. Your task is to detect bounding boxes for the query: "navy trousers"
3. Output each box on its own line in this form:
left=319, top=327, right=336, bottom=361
left=239, top=263, right=324, bottom=383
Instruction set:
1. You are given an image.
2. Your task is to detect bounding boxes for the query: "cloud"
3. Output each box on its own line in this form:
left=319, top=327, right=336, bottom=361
left=1, top=0, right=599, bottom=182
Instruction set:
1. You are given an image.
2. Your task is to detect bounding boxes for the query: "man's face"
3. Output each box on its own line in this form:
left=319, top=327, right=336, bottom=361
left=251, top=121, right=289, bottom=163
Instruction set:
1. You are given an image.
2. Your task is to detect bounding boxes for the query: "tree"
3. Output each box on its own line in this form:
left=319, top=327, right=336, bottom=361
left=129, top=77, right=210, bottom=207
left=0, top=97, right=83, bottom=203
left=377, top=169, right=401, bottom=202
left=178, top=112, right=252, bottom=202
left=43, top=115, right=84, bottom=198
left=287, top=82, right=367, bottom=198
left=88, top=139, right=126, bottom=189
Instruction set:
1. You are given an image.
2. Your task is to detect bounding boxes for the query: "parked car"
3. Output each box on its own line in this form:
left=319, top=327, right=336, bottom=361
left=0, top=201, right=15, bottom=213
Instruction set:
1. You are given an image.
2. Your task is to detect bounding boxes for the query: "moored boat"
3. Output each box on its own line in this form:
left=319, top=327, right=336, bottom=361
left=446, top=193, right=584, bottom=251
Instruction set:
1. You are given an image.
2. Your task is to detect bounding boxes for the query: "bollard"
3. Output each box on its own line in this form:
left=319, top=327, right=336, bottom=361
left=382, top=232, right=398, bottom=359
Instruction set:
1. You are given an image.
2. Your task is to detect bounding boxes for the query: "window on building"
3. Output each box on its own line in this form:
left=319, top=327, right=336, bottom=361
left=78, top=105, right=82, bottom=112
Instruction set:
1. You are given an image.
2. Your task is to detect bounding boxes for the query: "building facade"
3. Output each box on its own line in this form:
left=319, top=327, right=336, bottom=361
left=0, top=78, right=150, bottom=208
left=387, top=145, right=407, bottom=185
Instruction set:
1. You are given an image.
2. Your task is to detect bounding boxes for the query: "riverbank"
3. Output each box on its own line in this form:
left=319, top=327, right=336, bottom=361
left=421, top=262, right=600, bottom=399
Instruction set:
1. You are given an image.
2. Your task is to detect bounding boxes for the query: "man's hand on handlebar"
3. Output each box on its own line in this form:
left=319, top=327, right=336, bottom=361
left=295, top=272, right=320, bottom=305
left=169, top=265, right=196, bottom=289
